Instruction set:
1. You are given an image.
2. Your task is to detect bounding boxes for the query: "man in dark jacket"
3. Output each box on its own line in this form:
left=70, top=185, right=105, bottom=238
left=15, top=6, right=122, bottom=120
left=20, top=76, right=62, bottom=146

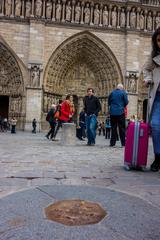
left=83, top=88, right=101, bottom=146
left=108, top=83, right=128, bottom=147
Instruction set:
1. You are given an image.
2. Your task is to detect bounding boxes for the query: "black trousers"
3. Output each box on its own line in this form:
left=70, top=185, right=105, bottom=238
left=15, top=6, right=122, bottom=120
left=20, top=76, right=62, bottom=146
left=110, top=114, right=126, bottom=146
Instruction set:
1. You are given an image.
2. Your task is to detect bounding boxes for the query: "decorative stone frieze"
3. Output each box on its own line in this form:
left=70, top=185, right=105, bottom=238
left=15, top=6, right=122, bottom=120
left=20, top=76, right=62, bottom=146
left=0, top=0, right=160, bottom=33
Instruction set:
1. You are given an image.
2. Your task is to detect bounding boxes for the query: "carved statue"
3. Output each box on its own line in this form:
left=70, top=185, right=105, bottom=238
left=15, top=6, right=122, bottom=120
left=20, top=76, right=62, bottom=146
left=129, top=77, right=136, bottom=93
left=93, top=4, right=100, bottom=25
left=156, top=13, right=160, bottom=29
left=15, top=0, right=21, bottom=17
left=65, top=1, right=71, bottom=22
left=56, top=0, right=62, bottom=21
left=120, top=8, right=125, bottom=27
left=75, top=2, right=81, bottom=23
left=139, top=10, right=144, bottom=30
left=26, top=0, right=31, bottom=18
left=35, top=0, right=42, bottom=17
left=84, top=3, right=90, bottom=24
left=31, top=66, right=40, bottom=87
left=111, top=7, right=117, bottom=27
left=130, top=7, right=136, bottom=28
left=46, top=0, right=52, bottom=19
left=147, top=12, right=152, bottom=31
left=102, top=6, right=108, bottom=26
left=5, top=0, right=12, bottom=16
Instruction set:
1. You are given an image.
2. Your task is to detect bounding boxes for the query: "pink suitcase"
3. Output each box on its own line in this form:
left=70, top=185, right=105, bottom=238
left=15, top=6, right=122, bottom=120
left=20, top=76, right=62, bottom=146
left=124, top=121, right=149, bottom=170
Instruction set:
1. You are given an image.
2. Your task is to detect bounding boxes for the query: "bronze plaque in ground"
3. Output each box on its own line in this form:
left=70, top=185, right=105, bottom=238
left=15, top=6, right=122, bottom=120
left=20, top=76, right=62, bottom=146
left=45, top=199, right=107, bottom=226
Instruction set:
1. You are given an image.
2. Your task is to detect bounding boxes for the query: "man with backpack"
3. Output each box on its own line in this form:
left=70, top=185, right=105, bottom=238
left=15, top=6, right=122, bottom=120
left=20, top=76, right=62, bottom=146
left=45, top=104, right=57, bottom=140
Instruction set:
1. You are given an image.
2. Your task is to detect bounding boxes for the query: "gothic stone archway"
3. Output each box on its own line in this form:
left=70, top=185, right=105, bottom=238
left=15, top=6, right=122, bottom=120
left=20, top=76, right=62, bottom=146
left=0, top=42, right=24, bottom=125
left=43, top=31, right=123, bottom=116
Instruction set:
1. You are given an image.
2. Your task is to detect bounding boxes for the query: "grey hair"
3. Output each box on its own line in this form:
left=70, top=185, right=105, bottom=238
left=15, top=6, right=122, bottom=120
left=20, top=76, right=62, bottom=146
left=117, top=83, right=124, bottom=89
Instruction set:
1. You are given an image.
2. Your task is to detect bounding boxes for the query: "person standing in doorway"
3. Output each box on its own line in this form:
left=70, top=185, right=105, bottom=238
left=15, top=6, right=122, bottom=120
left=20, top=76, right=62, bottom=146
left=108, top=83, right=128, bottom=147
left=83, top=88, right=101, bottom=146
left=10, top=117, right=17, bottom=134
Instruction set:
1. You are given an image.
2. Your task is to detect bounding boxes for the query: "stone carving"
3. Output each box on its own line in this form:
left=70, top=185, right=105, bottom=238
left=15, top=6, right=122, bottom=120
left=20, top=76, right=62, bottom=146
left=84, top=3, right=90, bottom=24
left=75, top=2, right=81, bottom=23
left=56, top=0, right=62, bottom=21
left=35, top=0, right=42, bottom=17
left=130, top=7, right=136, bottom=28
left=139, top=10, right=144, bottom=30
left=65, top=1, right=71, bottom=22
left=15, top=0, right=21, bottom=17
left=31, top=65, right=40, bottom=87
left=156, top=12, right=160, bottom=29
left=120, top=8, right=125, bottom=27
left=127, top=72, right=137, bottom=93
left=94, top=4, right=100, bottom=25
left=111, top=7, right=117, bottom=27
left=147, top=12, right=152, bottom=31
left=102, top=6, right=108, bottom=26
left=5, top=0, right=12, bottom=16
left=46, top=0, right=52, bottom=19
left=25, top=0, right=31, bottom=18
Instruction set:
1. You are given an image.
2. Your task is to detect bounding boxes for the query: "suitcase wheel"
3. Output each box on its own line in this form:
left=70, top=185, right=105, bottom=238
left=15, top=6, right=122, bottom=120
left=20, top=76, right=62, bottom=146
left=124, top=165, right=131, bottom=171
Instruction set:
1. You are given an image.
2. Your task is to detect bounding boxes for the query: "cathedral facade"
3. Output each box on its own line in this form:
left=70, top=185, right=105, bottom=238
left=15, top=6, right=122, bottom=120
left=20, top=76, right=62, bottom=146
left=0, top=0, right=160, bottom=130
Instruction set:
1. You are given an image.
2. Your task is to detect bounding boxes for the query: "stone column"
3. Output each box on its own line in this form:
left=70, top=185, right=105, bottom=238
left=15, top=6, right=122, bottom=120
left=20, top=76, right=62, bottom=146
left=21, top=0, right=25, bottom=18
left=62, top=0, right=66, bottom=22
left=144, top=9, right=147, bottom=32
left=99, top=4, right=103, bottom=27
left=90, top=1, right=94, bottom=25
left=0, top=0, right=4, bottom=16
left=136, top=7, right=140, bottom=30
left=117, top=6, right=120, bottom=28
left=52, top=0, right=56, bottom=21
left=80, top=1, right=84, bottom=24
left=127, top=7, right=131, bottom=29
left=42, top=0, right=46, bottom=18
left=71, top=0, right=75, bottom=23
left=108, top=4, right=112, bottom=28
left=61, top=123, right=76, bottom=145
left=31, top=0, right=35, bottom=17
left=153, top=11, right=156, bottom=32
left=11, top=0, right=15, bottom=17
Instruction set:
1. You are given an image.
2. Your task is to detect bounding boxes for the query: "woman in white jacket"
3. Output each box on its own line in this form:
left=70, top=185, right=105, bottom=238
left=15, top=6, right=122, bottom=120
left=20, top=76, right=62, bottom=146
left=143, top=27, right=160, bottom=172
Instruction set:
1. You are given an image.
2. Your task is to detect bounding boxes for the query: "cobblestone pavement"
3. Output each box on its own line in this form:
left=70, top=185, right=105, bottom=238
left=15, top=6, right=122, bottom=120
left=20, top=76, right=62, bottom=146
left=0, top=130, right=160, bottom=209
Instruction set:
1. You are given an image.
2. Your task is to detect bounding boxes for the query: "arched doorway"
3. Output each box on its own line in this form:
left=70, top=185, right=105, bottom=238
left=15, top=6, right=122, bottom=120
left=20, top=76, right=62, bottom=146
left=43, top=31, right=123, bottom=120
left=0, top=42, right=24, bottom=126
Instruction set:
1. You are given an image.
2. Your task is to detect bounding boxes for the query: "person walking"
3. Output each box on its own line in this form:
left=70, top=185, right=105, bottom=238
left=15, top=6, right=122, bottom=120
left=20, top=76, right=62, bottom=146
left=83, top=87, right=101, bottom=146
left=108, top=83, right=128, bottom=147
left=32, top=118, right=37, bottom=133
left=143, top=27, right=160, bottom=171
left=45, top=104, right=57, bottom=140
left=105, top=115, right=111, bottom=139
left=10, top=117, right=17, bottom=134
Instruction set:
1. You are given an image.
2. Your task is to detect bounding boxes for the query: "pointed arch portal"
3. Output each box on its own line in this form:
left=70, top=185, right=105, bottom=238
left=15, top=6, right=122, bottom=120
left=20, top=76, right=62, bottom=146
left=44, top=31, right=123, bottom=99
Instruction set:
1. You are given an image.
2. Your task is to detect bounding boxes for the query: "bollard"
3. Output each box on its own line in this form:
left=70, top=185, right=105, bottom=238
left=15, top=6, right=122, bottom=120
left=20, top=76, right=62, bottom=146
left=61, top=123, right=76, bottom=145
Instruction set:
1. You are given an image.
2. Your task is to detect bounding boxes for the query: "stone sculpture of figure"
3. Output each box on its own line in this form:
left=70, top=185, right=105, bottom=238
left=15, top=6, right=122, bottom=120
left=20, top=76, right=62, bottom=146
left=31, top=66, right=40, bottom=87
left=129, top=77, right=136, bottom=93
left=93, top=4, right=100, bottom=25
left=5, top=0, right=12, bottom=16
left=139, top=10, right=144, bottom=30
left=130, top=7, right=136, bottom=28
left=65, top=1, right=71, bottom=22
left=46, top=0, right=52, bottom=19
left=56, top=0, right=62, bottom=21
left=84, top=3, right=90, bottom=24
left=26, top=0, right=31, bottom=17
left=147, top=11, right=152, bottom=31
left=120, top=8, right=125, bottom=27
left=75, top=2, right=81, bottom=23
left=111, top=6, right=117, bottom=27
left=15, top=0, right=21, bottom=17
left=155, top=13, right=160, bottom=29
left=102, top=6, right=108, bottom=26
left=35, top=0, right=42, bottom=17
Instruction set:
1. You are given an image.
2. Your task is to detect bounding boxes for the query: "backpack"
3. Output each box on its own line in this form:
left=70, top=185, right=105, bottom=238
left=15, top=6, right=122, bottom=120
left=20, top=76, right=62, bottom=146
left=46, top=112, right=50, bottom=122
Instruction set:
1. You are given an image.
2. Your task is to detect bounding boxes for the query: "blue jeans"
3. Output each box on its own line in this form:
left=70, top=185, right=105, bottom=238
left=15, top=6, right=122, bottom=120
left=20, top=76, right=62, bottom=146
left=151, top=91, right=160, bottom=154
left=86, top=114, right=97, bottom=144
